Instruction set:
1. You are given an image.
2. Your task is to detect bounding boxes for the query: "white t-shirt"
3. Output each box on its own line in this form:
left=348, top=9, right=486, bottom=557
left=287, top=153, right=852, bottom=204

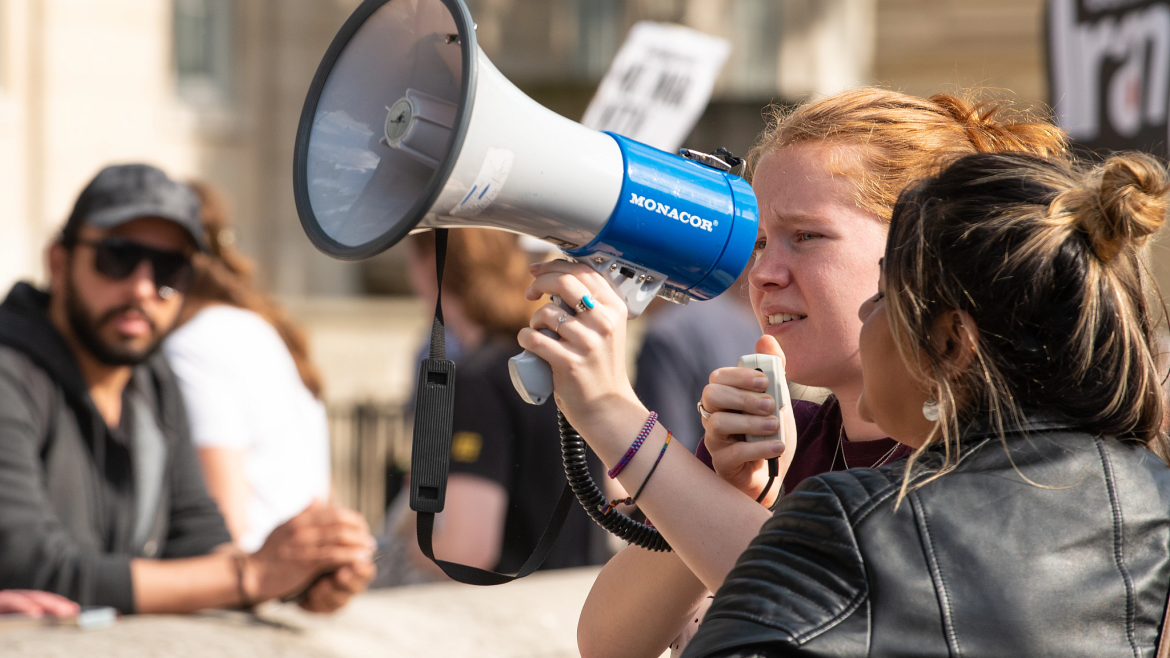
left=164, top=305, right=331, bottom=552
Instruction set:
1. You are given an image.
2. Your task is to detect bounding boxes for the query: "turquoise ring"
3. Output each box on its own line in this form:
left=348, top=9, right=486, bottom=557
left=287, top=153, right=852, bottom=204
left=575, top=295, right=596, bottom=313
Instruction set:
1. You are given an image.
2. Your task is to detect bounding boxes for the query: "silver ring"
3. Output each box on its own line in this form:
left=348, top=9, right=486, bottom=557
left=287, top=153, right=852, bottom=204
left=697, top=401, right=713, bottom=420
left=556, top=315, right=568, bottom=332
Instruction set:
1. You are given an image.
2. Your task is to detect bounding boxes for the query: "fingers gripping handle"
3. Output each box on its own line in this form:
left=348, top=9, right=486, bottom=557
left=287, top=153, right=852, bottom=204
left=509, top=253, right=671, bottom=405
left=509, top=296, right=573, bottom=405
left=737, top=353, right=791, bottom=444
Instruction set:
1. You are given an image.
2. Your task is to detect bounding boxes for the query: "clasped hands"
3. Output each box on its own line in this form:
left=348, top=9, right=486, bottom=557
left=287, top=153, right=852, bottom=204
left=243, top=500, right=376, bottom=613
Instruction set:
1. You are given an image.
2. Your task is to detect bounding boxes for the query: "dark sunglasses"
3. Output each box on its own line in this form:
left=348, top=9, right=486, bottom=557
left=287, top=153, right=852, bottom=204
left=76, top=237, right=194, bottom=296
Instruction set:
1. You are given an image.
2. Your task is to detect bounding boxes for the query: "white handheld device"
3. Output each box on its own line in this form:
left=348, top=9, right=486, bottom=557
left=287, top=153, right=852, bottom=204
left=737, top=353, right=791, bottom=444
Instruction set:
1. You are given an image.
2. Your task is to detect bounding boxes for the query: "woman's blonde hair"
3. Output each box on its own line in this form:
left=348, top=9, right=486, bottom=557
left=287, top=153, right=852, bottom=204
left=883, top=151, right=1170, bottom=497
left=746, top=88, right=1070, bottom=220
left=410, top=229, right=542, bottom=339
left=178, top=182, right=324, bottom=398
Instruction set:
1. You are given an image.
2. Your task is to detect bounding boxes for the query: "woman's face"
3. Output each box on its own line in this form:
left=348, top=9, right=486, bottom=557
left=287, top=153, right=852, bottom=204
left=856, top=266, right=935, bottom=447
left=748, top=143, right=888, bottom=389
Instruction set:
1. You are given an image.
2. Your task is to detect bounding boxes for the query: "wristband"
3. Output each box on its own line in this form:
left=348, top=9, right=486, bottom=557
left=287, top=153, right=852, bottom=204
left=608, top=411, right=658, bottom=478
left=631, top=430, right=671, bottom=503
left=234, top=552, right=255, bottom=609
left=600, top=431, right=672, bottom=515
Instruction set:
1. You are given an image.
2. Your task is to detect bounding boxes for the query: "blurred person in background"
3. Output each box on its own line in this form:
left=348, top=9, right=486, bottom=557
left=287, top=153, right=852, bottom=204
left=376, top=229, right=607, bottom=586
left=0, top=164, right=372, bottom=614
left=633, top=271, right=760, bottom=453
left=163, top=182, right=333, bottom=554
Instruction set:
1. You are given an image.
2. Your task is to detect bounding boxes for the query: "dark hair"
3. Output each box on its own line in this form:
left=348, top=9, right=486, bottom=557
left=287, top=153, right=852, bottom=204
left=177, top=182, right=324, bottom=398
left=884, top=151, right=1170, bottom=491
left=409, top=229, right=542, bottom=339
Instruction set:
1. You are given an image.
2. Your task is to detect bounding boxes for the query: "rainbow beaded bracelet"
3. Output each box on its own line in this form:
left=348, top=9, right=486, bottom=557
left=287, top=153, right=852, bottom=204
left=608, top=411, right=658, bottom=478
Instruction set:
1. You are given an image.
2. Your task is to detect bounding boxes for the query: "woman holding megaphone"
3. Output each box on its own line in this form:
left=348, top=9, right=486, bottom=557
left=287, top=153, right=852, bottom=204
left=518, top=88, right=1069, bottom=658
left=685, top=149, right=1170, bottom=655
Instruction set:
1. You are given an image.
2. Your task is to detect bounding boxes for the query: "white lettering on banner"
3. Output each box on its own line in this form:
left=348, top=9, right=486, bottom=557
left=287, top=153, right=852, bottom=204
left=1048, top=0, right=1170, bottom=150
left=628, top=192, right=714, bottom=232
left=581, top=23, right=731, bottom=152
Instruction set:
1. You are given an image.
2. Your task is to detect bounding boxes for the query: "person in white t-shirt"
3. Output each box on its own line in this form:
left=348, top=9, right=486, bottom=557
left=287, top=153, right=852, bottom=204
left=163, top=183, right=335, bottom=553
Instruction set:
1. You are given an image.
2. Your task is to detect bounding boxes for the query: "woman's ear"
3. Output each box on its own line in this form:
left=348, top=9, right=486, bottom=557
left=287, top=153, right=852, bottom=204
left=930, top=310, right=979, bottom=375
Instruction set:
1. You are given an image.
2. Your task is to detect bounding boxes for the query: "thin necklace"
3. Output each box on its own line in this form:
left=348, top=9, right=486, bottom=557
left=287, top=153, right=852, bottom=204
left=829, top=425, right=844, bottom=471
left=868, top=443, right=901, bottom=468
left=831, top=424, right=900, bottom=471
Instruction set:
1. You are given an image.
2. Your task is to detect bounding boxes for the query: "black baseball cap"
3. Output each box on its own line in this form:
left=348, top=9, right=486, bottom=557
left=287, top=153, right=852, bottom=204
left=61, top=164, right=209, bottom=252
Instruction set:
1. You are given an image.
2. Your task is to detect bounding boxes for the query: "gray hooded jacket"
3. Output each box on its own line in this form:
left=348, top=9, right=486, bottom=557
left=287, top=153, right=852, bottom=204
left=0, top=283, right=230, bottom=612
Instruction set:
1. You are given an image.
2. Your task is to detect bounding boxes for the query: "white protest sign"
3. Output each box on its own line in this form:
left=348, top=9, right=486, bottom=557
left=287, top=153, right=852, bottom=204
left=581, top=22, right=731, bottom=153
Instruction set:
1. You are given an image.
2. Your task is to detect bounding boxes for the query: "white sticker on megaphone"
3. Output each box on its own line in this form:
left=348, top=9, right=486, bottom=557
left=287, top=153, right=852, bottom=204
left=451, top=147, right=514, bottom=217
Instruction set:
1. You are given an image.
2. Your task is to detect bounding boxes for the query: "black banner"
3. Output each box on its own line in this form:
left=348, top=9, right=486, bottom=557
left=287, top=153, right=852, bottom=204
left=1047, top=0, right=1170, bottom=157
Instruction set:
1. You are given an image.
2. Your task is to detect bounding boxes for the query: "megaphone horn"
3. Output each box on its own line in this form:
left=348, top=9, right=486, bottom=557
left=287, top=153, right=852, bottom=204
left=293, top=0, right=759, bottom=404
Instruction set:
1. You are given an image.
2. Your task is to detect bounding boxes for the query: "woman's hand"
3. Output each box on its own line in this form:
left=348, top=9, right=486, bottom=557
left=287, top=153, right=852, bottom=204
left=517, top=260, right=644, bottom=441
left=700, top=336, right=798, bottom=506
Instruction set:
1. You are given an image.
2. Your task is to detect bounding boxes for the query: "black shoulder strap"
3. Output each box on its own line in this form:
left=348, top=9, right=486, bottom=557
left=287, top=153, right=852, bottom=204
left=415, top=484, right=575, bottom=585
left=411, top=229, right=573, bottom=585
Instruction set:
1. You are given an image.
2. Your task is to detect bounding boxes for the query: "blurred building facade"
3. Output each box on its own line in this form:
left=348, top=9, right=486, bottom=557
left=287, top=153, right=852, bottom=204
left=14, top=0, right=1170, bottom=531
left=10, top=0, right=1162, bottom=401
left=0, top=0, right=361, bottom=298
left=1, top=0, right=1067, bottom=303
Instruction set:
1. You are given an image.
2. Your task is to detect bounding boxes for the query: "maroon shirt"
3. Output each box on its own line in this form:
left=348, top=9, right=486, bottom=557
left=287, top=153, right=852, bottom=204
left=696, top=396, right=910, bottom=494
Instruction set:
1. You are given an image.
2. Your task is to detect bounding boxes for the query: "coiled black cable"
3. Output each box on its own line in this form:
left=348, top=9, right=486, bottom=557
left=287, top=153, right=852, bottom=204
left=558, top=409, right=671, bottom=552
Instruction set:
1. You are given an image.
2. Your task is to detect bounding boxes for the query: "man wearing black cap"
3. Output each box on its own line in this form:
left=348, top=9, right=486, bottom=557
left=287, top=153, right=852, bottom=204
left=0, top=164, right=374, bottom=614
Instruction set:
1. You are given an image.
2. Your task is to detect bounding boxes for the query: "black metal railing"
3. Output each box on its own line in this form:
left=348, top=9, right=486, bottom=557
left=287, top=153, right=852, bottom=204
left=327, top=402, right=410, bottom=533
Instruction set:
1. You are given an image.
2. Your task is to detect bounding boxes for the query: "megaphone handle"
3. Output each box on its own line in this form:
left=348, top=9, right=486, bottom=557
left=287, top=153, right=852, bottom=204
left=508, top=296, right=574, bottom=405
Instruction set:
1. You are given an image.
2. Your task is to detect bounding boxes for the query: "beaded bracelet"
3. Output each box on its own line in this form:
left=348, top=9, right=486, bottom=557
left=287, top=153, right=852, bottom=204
left=600, top=431, right=672, bottom=515
left=607, top=411, right=658, bottom=478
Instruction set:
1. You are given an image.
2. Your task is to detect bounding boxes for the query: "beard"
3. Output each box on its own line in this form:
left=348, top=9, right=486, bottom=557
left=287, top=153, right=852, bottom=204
left=64, top=272, right=164, bottom=367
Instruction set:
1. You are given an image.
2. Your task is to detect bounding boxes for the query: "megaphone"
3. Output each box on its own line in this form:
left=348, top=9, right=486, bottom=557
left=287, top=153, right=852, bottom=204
left=292, top=0, right=758, bottom=405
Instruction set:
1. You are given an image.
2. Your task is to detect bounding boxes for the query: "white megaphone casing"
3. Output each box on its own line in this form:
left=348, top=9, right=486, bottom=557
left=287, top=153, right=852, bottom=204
left=293, top=0, right=759, bottom=404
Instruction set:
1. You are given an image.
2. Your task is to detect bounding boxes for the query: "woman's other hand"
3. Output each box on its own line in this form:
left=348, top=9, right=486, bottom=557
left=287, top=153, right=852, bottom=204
left=518, top=260, right=641, bottom=436
left=700, top=336, right=798, bottom=506
left=0, top=590, right=79, bottom=617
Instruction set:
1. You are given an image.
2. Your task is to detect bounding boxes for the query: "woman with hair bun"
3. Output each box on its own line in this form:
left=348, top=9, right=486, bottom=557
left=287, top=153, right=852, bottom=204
left=683, top=150, right=1170, bottom=656
left=520, top=87, right=1070, bottom=658
left=163, top=183, right=335, bottom=551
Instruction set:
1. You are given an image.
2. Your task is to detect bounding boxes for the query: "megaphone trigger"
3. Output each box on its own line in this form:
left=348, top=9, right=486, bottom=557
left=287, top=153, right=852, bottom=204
left=508, top=253, right=671, bottom=406
left=508, top=293, right=575, bottom=406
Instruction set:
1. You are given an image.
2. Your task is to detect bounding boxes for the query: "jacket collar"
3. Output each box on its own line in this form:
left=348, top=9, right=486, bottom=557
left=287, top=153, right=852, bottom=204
left=0, top=282, right=92, bottom=404
left=956, top=409, right=1081, bottom=444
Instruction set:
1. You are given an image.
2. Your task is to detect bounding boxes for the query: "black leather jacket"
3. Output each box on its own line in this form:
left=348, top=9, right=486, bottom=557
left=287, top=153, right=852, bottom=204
left=683, top=416, right=1170, bottom=658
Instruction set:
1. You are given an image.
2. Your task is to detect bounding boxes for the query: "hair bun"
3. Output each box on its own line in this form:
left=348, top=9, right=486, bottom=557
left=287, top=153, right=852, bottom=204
left=1082, top=153, right=1169, bottom=263
left=930, top=93, right=1068, bottom=159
